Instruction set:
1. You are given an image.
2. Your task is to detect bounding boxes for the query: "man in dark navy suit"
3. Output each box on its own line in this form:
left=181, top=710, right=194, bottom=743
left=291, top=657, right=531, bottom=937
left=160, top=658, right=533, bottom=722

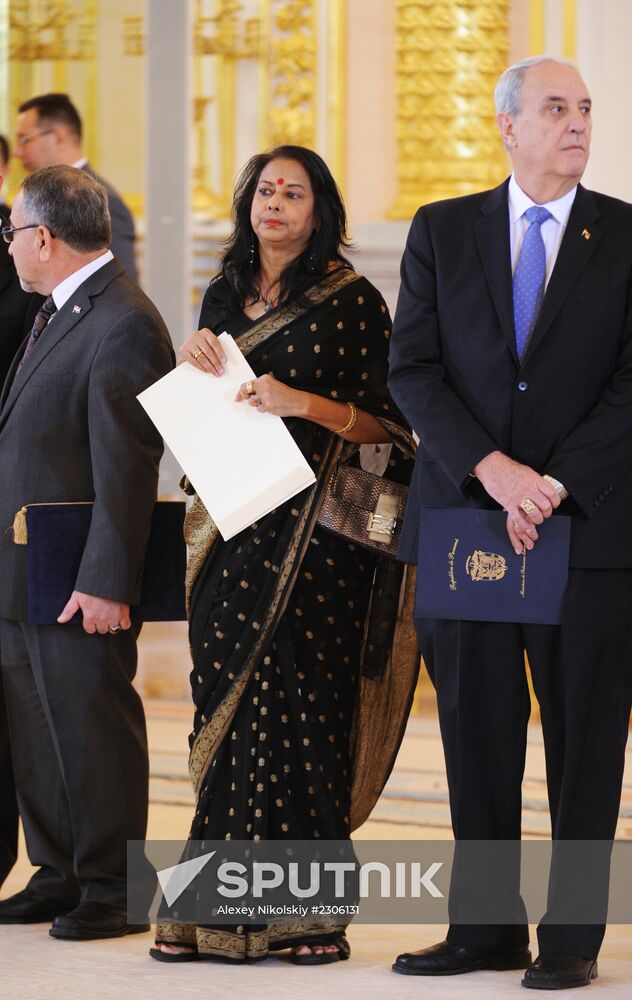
left=389, top=56, right=632, bottom=990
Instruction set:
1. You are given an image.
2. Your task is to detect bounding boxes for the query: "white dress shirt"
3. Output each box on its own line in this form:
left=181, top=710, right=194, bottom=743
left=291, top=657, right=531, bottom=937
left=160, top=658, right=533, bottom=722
left=508, top=174, right=577, bottom=287
left=51, top=250, right=113, bottom=313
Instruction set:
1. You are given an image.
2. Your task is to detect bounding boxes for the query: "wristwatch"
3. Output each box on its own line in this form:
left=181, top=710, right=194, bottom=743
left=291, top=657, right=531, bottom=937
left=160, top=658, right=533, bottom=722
left=543, top=474, right=569, bottom=501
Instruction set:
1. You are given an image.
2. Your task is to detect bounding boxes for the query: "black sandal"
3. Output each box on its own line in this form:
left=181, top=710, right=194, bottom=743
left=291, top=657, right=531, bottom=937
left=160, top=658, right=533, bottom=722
left=149, top=942, right=199, bottom=963
left=290, top=935, right=350, bottom=966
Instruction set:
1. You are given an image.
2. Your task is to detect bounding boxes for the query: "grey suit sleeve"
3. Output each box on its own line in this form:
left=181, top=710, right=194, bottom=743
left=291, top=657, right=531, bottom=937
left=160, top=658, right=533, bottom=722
left=74, top=310, right=174, bottom=603
left=107, top=189, right=139, bottom=284
left=388, top=208, right=498, bottom=490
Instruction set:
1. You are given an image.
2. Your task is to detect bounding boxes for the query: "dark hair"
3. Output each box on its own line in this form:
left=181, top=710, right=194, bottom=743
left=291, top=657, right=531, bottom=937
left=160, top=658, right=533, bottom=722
left=21, top=165, right=111, bottom=252
left=0, top=134, right=9, bottom=168
left=18, top=93, right=82, bottom=141
left=218, top=145, right=352, bottom=310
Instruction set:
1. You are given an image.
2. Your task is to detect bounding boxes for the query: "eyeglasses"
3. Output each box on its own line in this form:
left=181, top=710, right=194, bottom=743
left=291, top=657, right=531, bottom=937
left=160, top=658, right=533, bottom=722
left=15, top=128, right=54, bottom=147
left=2, top=224, right=41, bottom=244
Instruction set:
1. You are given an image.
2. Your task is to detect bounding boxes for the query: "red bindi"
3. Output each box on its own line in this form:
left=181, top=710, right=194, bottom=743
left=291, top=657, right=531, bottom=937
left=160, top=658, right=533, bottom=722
left=276, top=177, right=285, bottom=185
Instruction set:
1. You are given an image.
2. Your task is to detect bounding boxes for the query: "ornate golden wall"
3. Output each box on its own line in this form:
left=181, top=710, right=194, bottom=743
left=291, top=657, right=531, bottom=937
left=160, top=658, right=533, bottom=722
left=2, top=1, right=586, bottom=225
left=389, top=0, right=509, bottom=218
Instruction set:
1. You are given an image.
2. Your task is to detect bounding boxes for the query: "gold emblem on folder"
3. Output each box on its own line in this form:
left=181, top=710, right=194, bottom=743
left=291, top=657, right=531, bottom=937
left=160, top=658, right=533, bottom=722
left=465, top=550, right=507, bottom=582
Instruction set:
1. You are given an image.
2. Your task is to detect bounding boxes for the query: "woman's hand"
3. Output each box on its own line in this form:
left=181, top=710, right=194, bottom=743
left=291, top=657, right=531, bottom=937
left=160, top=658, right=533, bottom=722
left=235, top=374, right=306, bottom=418
left=179, top=328, right=227, bottom=376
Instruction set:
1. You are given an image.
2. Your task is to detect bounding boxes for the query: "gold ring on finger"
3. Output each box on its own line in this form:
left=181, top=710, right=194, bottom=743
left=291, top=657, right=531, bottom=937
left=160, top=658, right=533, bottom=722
left=246, top=380, right=255, bottom=395
left=192, top=348, right=202, bottom=360
left=519, top=498, right=537, bottom=515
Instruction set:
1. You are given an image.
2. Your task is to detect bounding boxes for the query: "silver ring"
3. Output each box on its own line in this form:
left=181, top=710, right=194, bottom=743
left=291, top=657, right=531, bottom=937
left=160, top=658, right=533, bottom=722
left=108, top=625, right=122, bottom=635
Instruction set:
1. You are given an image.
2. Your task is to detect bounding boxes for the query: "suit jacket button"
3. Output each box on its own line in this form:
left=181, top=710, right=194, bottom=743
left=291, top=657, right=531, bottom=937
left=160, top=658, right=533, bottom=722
left=517, top=381, right=528, bottom=391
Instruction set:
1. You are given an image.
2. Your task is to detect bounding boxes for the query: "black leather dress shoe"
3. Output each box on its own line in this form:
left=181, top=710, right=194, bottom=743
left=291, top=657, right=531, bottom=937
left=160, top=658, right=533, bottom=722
left=522, top=953, right=598, bottom=990
left=0, top=888, right=75, bottom=924
left=49, top=901, right=150, bottom=940
left=393, top=940, right=532, bottom=976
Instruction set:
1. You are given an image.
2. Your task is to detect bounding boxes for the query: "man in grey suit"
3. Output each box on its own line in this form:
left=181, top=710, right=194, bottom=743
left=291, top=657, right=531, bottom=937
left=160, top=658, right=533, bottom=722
left=0, top=165, right=174, bottom=939
left=14, top=93, right=138, bottom=282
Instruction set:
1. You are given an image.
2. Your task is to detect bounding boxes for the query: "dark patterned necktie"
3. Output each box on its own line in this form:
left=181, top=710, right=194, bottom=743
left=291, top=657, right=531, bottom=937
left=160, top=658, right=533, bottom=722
left=17, top=295, right=57, bottom=373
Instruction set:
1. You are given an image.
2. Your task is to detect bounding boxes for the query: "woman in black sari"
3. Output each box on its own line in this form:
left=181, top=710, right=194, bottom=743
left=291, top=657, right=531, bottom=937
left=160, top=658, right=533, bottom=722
left=152, top=146, right=417, bottom=965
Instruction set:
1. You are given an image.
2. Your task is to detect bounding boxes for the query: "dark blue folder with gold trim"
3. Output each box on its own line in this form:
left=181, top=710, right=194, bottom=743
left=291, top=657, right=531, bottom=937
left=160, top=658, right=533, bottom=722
left=24, top=501, right=187, bottom=624
left=415, top=507, right=571, bottom=624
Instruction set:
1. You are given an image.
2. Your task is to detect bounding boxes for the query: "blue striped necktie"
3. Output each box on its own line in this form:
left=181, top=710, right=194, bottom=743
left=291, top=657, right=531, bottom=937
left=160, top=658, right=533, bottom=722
left=513, top=206, right=552, bottom=359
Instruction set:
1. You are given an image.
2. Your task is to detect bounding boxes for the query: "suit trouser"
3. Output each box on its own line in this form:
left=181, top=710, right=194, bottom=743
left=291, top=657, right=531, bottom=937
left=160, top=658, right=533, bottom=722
left=416, top=568, right=632, bottom=959
left=0, top=677, right=18, bottom=884
left=0, top=620, right=148, bottom=909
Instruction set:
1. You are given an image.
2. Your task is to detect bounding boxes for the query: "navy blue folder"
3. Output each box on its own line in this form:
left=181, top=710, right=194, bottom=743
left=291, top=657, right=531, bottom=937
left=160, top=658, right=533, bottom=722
left=415, top=507, right=571, bottom=624
left=26, top=501, right=187, bottom=625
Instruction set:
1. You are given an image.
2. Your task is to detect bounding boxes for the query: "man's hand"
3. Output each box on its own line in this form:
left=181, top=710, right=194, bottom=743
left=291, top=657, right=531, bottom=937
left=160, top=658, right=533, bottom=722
left=473, top=451, right=561, bottom=555
left=57, top=591, right=132, bottom=635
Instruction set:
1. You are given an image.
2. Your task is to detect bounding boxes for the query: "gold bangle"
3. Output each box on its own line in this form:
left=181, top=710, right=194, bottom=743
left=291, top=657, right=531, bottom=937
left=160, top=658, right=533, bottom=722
left=333, top=402, right=357, bottom=436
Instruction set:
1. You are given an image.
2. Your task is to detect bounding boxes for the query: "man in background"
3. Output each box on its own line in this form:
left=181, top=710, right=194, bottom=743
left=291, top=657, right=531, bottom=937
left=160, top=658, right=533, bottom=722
left=14, top=93, right=138, bottom=282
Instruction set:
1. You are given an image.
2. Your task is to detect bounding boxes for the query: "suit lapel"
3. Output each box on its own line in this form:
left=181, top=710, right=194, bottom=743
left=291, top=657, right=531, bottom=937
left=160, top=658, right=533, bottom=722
left=0, top=259, right=122, bottom=427
left=522, top=185, right=601, bottom=364
left=473, top=180, right=519, bottom=364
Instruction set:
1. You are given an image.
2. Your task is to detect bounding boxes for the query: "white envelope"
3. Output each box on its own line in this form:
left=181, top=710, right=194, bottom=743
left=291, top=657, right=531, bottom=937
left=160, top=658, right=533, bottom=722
left=137, top=333, right=316, bottom=539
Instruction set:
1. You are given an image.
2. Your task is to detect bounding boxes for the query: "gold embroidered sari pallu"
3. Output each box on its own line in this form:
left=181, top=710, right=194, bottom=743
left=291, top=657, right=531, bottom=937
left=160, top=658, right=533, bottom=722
left=160, top=269, right=418, bottom=959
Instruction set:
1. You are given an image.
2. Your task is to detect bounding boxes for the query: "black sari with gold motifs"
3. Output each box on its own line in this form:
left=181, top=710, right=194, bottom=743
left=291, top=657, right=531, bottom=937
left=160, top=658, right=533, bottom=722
left=158, top=268, right=418, bottom=959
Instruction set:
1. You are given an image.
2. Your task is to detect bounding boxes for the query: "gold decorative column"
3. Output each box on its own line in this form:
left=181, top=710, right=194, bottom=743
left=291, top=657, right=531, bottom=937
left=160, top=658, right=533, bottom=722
left=389, top=0, right=509, bottom=219
left=193, top=0, right=260, bottom=217
left=259, top=0, right=345, bottom=188
left=259, top=0, right=317, bottom=149
left=0, top=0, right=9, bottom=135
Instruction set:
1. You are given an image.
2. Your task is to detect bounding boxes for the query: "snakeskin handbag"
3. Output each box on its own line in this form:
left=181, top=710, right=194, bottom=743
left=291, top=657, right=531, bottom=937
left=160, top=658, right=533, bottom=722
left=316, top=464, right=408, bottom=558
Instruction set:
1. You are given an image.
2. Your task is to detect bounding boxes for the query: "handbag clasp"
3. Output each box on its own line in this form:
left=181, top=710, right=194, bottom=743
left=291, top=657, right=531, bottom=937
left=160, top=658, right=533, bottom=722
left=366, top=512, right=397, bottom=538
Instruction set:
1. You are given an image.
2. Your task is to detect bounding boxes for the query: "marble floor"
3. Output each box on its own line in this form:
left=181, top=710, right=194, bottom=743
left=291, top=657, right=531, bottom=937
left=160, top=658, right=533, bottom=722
left=0, top=624, right=630, bottom=999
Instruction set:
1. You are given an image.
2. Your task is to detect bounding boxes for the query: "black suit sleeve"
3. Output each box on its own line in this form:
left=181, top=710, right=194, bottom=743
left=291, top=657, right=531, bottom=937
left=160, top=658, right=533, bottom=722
left=388, top=208, right=498, bottom=489
left=546, top=292, right=632, bottom=518
left=74, top=310, right=174, bottom=603
left=0, top=243, right=40, bottom=388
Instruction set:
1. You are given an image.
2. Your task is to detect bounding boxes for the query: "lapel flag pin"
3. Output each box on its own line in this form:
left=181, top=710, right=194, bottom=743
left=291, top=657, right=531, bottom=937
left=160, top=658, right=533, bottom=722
left=72, top=304, right=82, bottom=314
left=581, top=228, right=591, bottom=240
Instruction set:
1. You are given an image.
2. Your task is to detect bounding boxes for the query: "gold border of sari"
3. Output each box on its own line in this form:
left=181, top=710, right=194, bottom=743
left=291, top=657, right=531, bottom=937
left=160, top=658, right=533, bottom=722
left=155, top=920, right=349, bottom=960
